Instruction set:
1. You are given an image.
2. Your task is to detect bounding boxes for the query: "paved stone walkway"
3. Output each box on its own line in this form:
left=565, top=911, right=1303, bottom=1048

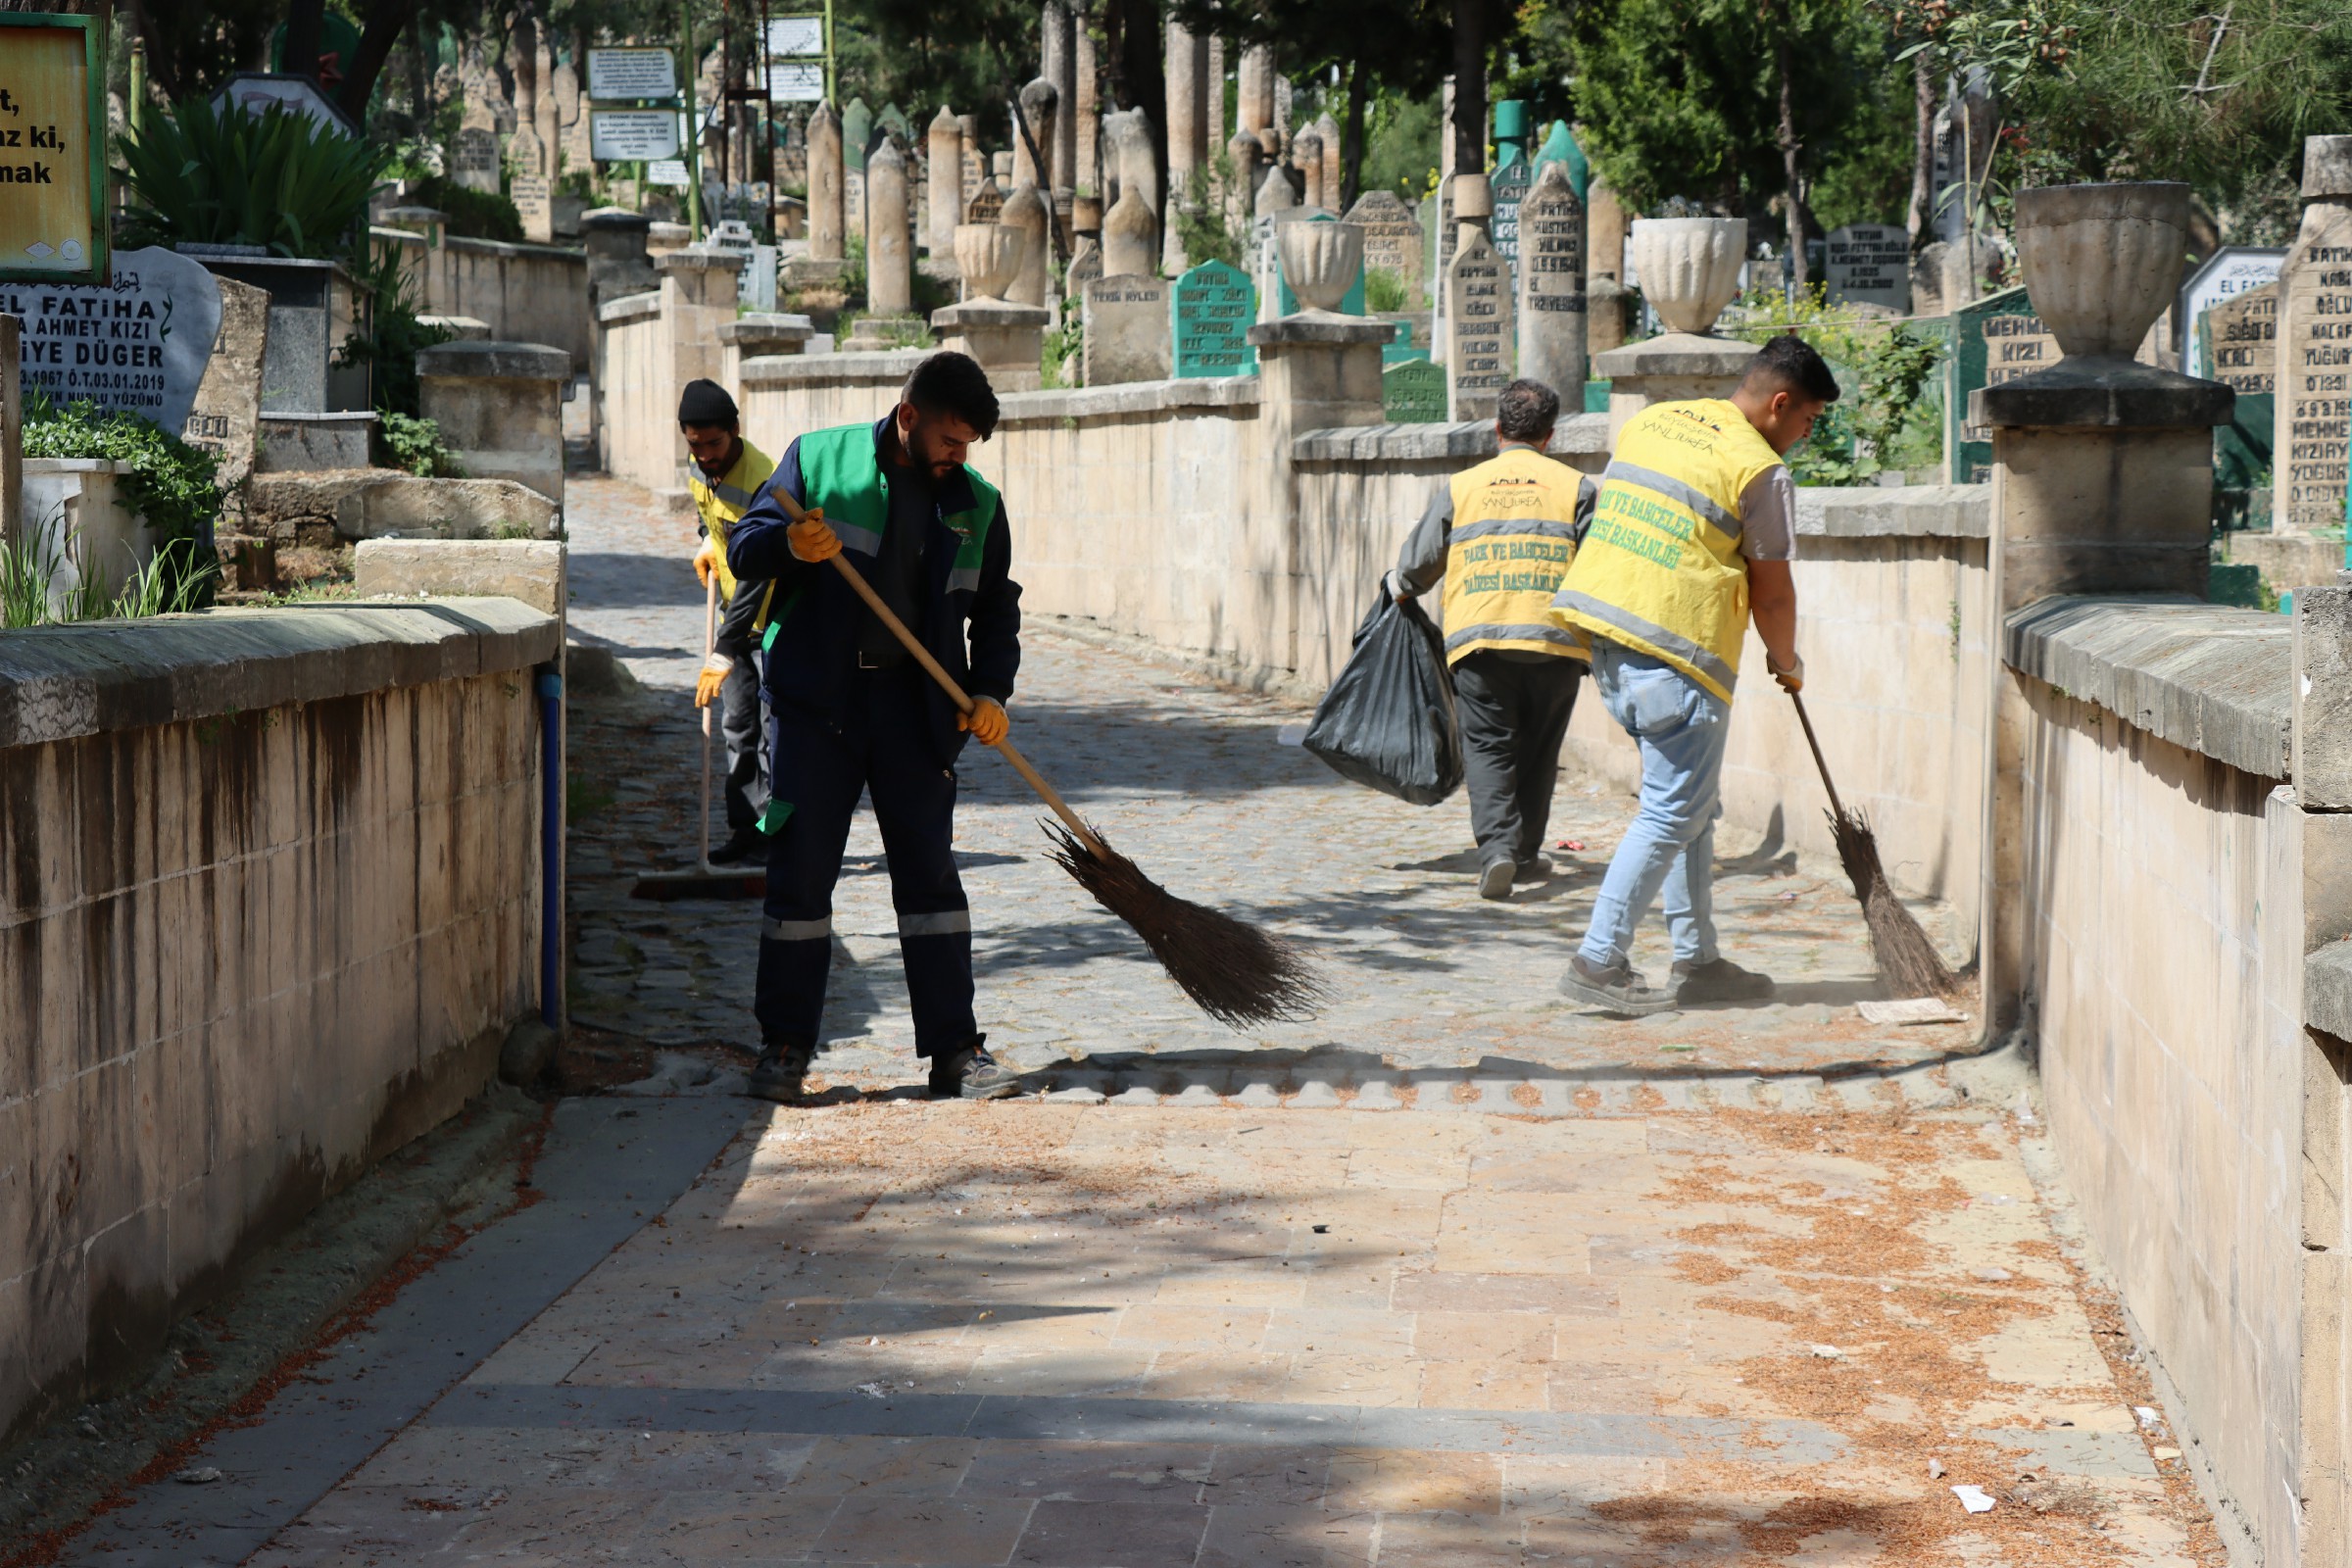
left=218, top=474, right=2222, bottom=1566
left=559, top=477, right=1978, bottom=1099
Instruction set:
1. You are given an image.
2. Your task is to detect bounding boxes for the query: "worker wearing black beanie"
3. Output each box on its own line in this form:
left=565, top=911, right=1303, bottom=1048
left=681, top=377, right=779, bottom=864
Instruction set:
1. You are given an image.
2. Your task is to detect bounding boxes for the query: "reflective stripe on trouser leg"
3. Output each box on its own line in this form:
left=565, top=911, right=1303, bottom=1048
left=863, top=674, right=977, bottom=1057
left=755, top=708, right=865, bottom=1050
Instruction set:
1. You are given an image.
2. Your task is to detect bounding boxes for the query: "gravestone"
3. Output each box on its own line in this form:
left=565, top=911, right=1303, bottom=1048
left=1446, top=229, right=1512, bottom=421
left=509, top=124, right=553, bottom=242
left=1947, top=285, right=2062, bottom=483
left=1514, top=163, right=1586, bottom=395
left=181, top=276, right=270, bottom=491
left=965, top=177, right=1004, bottom=225
left=1082, top=275, right=1172, bottom=384
left=845, top=170, right=865, bottom=234
left=1065, top=237, right=1102, bottom=294
left=1172, top=259, right=1255, bottom=377
left=843, top=99, right=873, bottom=169
left=2, top=247, right=223, bottom=434
left=2275, top=139, right=2352, bottom=529
left=1490, top=161, right=1533, bottom=267
left=961, top=148, right=985, bottom=211
left=2203, top=281, right=2278, bottom=395
left=453, top=124, right=501, bottom=195
left=1346, top=190, right=1426, bottom=309
left=2180, top=247, right=2284, bottom=376
left=1383, top=358, right=1445, bottom=423
left=1824, top=223, right=1910, bottom=312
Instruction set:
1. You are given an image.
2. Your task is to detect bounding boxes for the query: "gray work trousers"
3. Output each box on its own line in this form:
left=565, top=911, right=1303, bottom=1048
left=1450, top=650, right=1582, bottom=867
left=720, top=654, right=771, bottom=832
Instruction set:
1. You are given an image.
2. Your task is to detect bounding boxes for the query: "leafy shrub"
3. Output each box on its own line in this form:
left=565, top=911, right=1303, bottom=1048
left=405, top=175, right=525, bottom=244
left=118, top=97, right=382, bottom=258
left=23, top=389, right=224, bottom=606
left=377, top=413, right=466, bottom=477
left=1726, top=286, right=1948, bottom=484
left=336, top=238, right=455, bottom=420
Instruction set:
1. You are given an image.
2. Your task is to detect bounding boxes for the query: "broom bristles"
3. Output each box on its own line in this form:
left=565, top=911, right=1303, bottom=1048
left=1045, top=821, right=1327, bottom=1029
left=1826, top=806, right=1957, bottom=999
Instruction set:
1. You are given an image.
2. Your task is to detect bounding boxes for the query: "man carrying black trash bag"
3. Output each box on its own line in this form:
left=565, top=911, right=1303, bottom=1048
left=1388, top=379, right=1595, bottom=901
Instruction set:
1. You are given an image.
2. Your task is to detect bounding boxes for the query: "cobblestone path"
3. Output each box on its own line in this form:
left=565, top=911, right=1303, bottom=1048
left=233, top=475, right=2219, bottom=1566
left=560, top=477, right=1979, bottom=1100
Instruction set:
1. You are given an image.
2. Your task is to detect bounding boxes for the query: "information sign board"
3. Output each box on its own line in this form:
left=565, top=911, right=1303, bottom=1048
left=591, top=109, right=680, bottom=163
left=0, top=14, right=106, bottom=284
left=587, top=47, right=677, bottom=102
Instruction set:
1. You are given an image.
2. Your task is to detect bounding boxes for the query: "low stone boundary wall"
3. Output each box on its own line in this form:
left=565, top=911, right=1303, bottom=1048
left=0, top=600, right=561, bottom=1443
left=378, top=229, right=592, bottom=371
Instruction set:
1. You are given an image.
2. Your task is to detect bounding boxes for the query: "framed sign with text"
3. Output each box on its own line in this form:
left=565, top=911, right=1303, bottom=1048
left=0, top=13, right=106, bottom=285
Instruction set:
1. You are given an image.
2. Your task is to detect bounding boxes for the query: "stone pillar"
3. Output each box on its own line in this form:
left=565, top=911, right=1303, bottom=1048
left=1293, top=126, right=1325, bottom=213
left=1975, top=182, right=2234, bottom=1032
left=927, top=107, right=963, bottom=256
left=718, top=314, right=816, bottom=390
left=1205, top=36, right=1226, bottom=171
left=1103, top=176, right=1157, bottom=278
left=808, top=102, right=846, bottom=264
left=1014, top=79, right=1055, bottom=188
left=1075, top=24, right=1101, bottom=200
left=2276, top=136, right=2352, bottom=533
left=582, top=208, right=657, bottom=311
left=1225, top=129, right=1261, bottom=236
left=1043, top=0, right=1077, bottom=195
left=1239, top=45, right=1273, bottom=151
left=1586, top=172, right=1633, bottom=359
left=1165, top=19, right=1203, bottom=200
left=863, top=139, right=914, bottom=317
left=934, top=223, right=1051, bottom=391
left=1313, top=111, right=1343, bottom=210
left=417, top=340, right=570, bottom=505
left=1592, top=218, right=1754, bottom=441
left=1516, top=162, right=1587, bottom=396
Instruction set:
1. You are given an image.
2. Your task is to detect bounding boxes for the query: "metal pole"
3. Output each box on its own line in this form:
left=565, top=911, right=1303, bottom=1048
left=823, top=0, right=836, bottom=103
left=684, top=0, right=704, bottom=239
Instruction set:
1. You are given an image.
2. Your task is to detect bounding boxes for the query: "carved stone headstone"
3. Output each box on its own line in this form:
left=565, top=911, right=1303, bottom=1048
left=181, top=276, right=270, bottom=492
left=1172, top=259, right=1254, bottom=378
left=453, top=116, right=501, bottom=195
left=966, top=176, right=1004, bottom=225
left=1066, top=236, right=1103, bottom=294
left=1947, top=286, right=2063, bottom=483
left=2275, top=136, right=2352, bottom=530
left=1446, top=228, right=1512, bottom=421
left=1083, top=275, right=1172, bottom=383
left=1346, top=190, right=1425, bottom=309
left=808, top=103, right=846, bottom=263
left=2203, top=280, right=2278, bottom=396
left=1004, top=181, right=1053, bottom=306
left=842, top=98, right=873, bottom=170
left=864, top=141, right=913, bottom=315
left=1514, top=163, right=1586, bottom=395
left=845, top=169, right=865, bottom=234
left=927, top=107, right=963, bottom=254
left=1824, top=223, right=1911, bottom=312
left=1102, top=180, right=1157, bottom=278
left=1292, top=126, right=1325, bottom=213
left=1383, top=358, right=1445, bottom=422
left=509, top=123, right=553, bottom=242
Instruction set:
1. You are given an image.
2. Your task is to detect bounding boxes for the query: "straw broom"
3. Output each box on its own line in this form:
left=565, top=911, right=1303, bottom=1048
left=1788, top=690, right=1955, bottom=998
left=773, top=492, right=1325, bottom=1029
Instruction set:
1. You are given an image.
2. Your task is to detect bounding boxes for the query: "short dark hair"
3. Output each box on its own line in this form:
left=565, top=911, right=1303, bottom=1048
left=1740, top=333, right=1840, bottom=404
left=1496, top=378, right=1560, bottom=444
left=901, top=350, right=1001, bottom=440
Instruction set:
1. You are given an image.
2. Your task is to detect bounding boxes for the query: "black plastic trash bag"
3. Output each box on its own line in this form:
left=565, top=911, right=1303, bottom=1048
left=1302, top=590, right=1462, bottom=806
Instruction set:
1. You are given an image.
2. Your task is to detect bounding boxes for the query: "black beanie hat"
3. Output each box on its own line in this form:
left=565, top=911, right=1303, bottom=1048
left=677, top=377, right=738, bottom=427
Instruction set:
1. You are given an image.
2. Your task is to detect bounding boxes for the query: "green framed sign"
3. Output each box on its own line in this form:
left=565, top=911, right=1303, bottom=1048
left=0, top=12, right=108, bottom=285
left=1944, top=285, right=2058, bottom=484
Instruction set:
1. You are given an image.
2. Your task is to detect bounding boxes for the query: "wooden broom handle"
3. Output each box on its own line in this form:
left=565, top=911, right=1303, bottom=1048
left=1787, top=688, right=1846, bottom=821
left=769, top=482, right=1107, bottom=858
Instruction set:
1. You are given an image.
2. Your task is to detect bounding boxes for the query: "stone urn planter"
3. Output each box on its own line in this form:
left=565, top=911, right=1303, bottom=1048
left=2013, top=182, right=2191, bottom=360
left=1278, top=220, right=1364, bottom=314
left=955, top=223, right=1025, bottom=302
left=1627, top=217, right=1747, bottom=336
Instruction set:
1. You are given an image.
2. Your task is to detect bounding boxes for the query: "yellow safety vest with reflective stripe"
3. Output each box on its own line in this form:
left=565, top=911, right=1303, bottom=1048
left=688, top=437, right=777, bottom=610
left=1436, top=446, right=1591, bottom=665
left=1547, top=400, right=1782, bottom=702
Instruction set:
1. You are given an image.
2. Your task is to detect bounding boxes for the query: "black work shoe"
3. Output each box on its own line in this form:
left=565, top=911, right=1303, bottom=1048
left=745, top=1043, right=814, bottom=1102
left=709, top=828, right=763, bottom=866
left=1672, top=956, right=1778, bottom=1004
left=1557, top=955, right=1679, bottom=1017
left=1515, top=853, right=1555, bottom=882
left=928, top=1038, right=1023, bottom=1101
left=1477, top=858, right=1515, bottom=901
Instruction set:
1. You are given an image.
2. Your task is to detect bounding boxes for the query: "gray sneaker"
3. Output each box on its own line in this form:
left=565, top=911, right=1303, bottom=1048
left=1672, top=956, right=1777, bottom=1004
left=1557, top=955, right=1680, bottom=1016
left=929, top=1040, right=1023, bottom=1101
left=1478, top=858, right=1515, bottom=900
left=1515, top=854, right=1555, bottom=882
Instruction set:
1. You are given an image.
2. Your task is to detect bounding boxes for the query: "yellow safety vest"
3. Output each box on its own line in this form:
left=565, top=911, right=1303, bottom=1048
left=1547, top=399, right=1783, bottom=702
left=1437, top=446, right=1591, bottom=665
left=688, top=437, right=777, bottom=615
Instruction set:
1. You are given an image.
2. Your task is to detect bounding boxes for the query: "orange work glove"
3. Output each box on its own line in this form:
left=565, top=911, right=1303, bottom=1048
left=695, top=654, right=732, bottom=709
left=693, top=541, right=718, bottom=587
left=958, top=697, right=1009, bottom=746
left=1770, top=653, right=1805, bottom=695
left=787, top=509, right=841, bottom=563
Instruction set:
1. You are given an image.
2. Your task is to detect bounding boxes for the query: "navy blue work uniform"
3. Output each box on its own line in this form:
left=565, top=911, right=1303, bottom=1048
left=723, top=416, right=1022, bottom=1057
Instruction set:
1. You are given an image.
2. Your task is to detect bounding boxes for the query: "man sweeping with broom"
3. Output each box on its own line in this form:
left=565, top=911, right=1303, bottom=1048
left=723, top=352, right=1024, bottom=1102
left=1549, top=334, right=1835, bottom=1017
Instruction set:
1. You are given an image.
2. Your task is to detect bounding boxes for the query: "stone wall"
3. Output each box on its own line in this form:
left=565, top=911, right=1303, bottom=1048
left=0, top=600, right=561, bottom=1444
left=594, top=293, right=669, bottom=496
left=379, top=229, right=593, bottom=371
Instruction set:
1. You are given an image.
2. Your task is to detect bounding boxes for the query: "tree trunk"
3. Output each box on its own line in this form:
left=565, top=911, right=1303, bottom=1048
left=337, top=1, right=416, bottom=122
left=281, top=0, right=326, bottom=84
left=1450, top=0, right=1485, bottom=177
left=1341, top=55, right=1365, bottom=211
left=1906, top=49, right=1933, bottom=245
left=1775, top=35, right=1806, bottom=290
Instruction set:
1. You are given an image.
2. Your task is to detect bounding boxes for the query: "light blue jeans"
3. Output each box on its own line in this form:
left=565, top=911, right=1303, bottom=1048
left=1577, top=642, right=1732, bottom=971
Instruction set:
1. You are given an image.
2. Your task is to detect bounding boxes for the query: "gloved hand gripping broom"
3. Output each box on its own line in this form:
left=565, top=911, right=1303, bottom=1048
left=775, top=490, right=1324, bottom=1029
